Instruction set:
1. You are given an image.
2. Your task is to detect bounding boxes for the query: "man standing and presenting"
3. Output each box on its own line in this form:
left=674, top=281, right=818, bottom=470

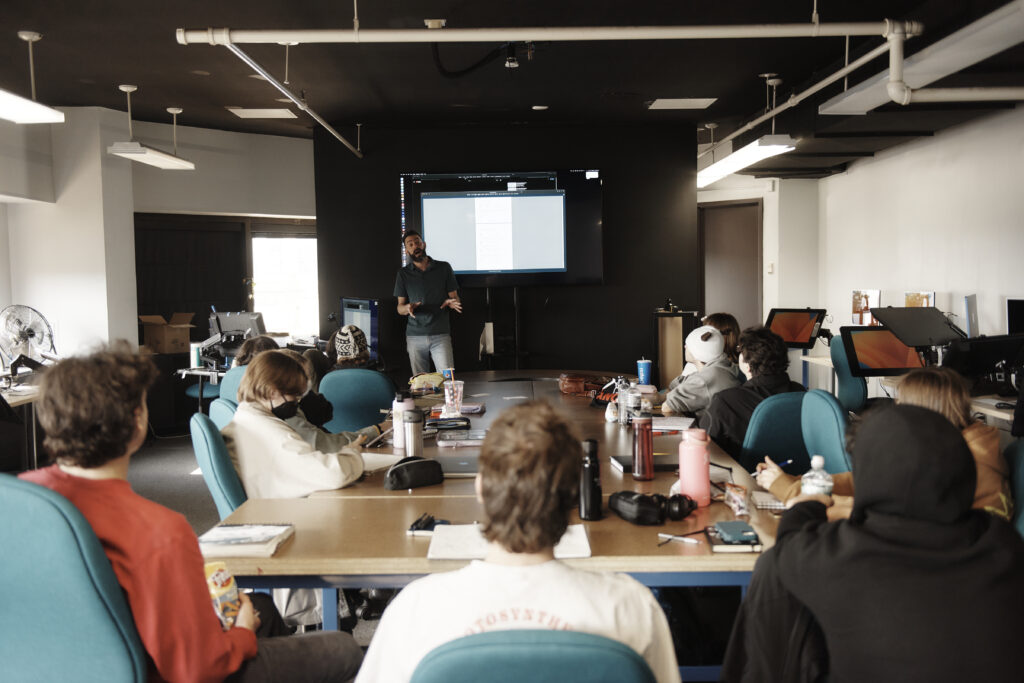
left=395, top=230, right=462, bottom=374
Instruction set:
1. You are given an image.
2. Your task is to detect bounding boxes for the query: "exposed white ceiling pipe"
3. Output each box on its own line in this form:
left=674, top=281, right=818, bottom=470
left=177, top=18, right=922, bottom=161
left=698, top=39, right=893, bottom=160
left=223, top=44, right=363, bottom=159
left=823, top=0, right=1024, bottom=114
left=887, top=22, right=1024, bottom=106
left=176, top=22, right=920, bottom=46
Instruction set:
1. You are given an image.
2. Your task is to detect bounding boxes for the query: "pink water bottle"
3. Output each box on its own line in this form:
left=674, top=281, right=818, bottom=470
left=678, top=428, right=711, bottom=507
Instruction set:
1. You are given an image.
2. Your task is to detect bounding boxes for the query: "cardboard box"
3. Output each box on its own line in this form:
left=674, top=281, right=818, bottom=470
left=139, top=313, right=194, bottom=354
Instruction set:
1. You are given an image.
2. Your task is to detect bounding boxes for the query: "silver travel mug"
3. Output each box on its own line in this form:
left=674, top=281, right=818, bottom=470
left=403, top=409, right=424, bottom=458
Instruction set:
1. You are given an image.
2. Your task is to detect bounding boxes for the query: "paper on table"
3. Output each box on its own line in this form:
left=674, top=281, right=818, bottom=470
left=651, top=415, right=695, bottom=432
left=361, top=452, right=404, bottom=473
left=427, top=524, right=591, bottom=560
left=503, top=395, right=530, bottom=400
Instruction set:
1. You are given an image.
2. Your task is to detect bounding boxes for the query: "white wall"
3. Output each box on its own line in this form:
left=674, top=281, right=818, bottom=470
left=131, top=120, right=315, bottom=217
left=819, top=105, right=1024, bottom=339
left=7, top=107, right=137, bottom=355
left=0, top=205, right=10, bottom=308
left=0, top=120, right=55, bottom=203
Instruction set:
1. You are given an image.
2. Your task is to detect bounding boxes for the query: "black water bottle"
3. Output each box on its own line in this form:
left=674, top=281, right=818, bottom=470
left=579, top=439, right=603, bottom=521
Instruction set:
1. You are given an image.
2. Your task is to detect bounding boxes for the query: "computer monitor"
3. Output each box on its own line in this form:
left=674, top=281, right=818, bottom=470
left=764, top=308, right=827, bottom=349
left=1007, top=298, right=1024, bottom=335
left=340, top=297, right=380, bottom=362
left=943, top=333, right=1024, bottom=380
left=964, top=294, right=979, bottom=338
left=208, top=311, right=266, bottom=338
left=839, top=326, right=926, bottom=377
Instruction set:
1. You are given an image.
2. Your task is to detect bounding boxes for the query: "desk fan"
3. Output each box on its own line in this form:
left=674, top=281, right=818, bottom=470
left=0, top=305, right=57, bottom=371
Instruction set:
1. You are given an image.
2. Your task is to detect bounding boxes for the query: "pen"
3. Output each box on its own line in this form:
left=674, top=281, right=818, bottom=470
left=657, top=533, right=700, bottom=545
left=777, top=459, right=794, bottom=468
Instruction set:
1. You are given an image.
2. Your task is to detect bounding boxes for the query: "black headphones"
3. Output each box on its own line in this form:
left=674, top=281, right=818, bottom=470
left=608, top=491, right=697, bottom=526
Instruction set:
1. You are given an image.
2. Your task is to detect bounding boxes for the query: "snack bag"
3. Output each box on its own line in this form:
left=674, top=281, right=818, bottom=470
left=205, top=561, right=241, bottom=630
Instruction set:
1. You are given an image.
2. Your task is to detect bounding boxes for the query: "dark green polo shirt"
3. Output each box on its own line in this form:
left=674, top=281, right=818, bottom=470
left=394, top=258, right=459, bottom=336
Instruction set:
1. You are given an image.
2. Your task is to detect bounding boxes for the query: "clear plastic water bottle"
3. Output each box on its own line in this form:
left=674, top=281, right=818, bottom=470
left=616, top=377, right=631, bottom=425
left=800, top=455, right=834, bottom=496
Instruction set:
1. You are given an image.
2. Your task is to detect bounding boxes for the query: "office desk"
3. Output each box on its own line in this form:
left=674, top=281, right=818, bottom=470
left=1, top=384, right=41, bottom=470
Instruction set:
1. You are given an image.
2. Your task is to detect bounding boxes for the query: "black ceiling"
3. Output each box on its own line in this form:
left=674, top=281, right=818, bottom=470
left=0, top=0, right=1020, bottom=178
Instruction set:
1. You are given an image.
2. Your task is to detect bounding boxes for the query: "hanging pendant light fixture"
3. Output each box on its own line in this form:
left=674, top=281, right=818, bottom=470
left=697, top=75, right=795, bottom=188
left=0, top=31, right=65, bottom=124
left=106, top=85, right=195, bottom=170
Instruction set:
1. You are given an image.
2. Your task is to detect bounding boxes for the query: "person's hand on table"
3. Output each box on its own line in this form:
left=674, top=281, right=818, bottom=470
left=785, top=493, right=834, bottom=509
left=235, top=592, right=261, bottom=632
left=441, top=298, right=462, bottom=313
left=754, top=456, right=784, bottom=490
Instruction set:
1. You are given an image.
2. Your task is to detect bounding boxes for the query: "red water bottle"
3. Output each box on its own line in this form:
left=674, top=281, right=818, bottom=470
left=632, top=414, right=654, bottom=481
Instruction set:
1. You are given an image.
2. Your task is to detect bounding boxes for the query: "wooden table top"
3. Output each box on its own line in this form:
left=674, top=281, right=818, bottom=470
left=211, top=371, right=780, bottom=578
left=0, top=384, right=40, bottom=408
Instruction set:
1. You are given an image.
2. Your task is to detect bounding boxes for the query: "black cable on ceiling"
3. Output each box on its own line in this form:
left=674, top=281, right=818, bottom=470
left=431, top=42, right=507, bottom=79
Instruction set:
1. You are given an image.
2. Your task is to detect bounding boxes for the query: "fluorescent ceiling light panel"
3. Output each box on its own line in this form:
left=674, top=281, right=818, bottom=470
left=696, top=135, right=796, bottom=188
left=226, top=107, right=297, bottom=119
left=819, top=0, right=1024, bottom=115
left=0, top=87, right=64, bottom=124
left=106, top=141, right=195, bottom=170
left=648, top=98, right=717, bottom=110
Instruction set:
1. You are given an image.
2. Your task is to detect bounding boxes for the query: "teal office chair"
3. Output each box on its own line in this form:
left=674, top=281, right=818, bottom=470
left=801, top=389, right=853, bottom=474
left=410, top=630, right=656, bottom=683
left=189, top=413, right=341, bottom=629
left=218, top=366, right=247, bottom=404
left=830, top=337, right=867, bottom=414
left=0, top=475, right=147, bottom=682
left=209, top=397, right=238, bottom=431
left=319, top=368, right=397, bottom=433
left=1005, top=440, right=1024, bottom=540
left=739, top=392, right=810, bottom=474
left=185, top=380, right=220, bottom=416
left=190, top=413, right=247, bottom=520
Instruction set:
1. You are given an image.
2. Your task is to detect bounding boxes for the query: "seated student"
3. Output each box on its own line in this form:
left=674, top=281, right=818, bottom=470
left=722, top=405, right=1024, bottom=683
left=19, top=344, right=361, bottom=682
left=232, top=334, right=280, bottom=367
left=665, top=312, right=741, bottom=383
left=356, top=402, right=680, bottom=683
left=755, top=366, right=1014, bottom=520
left=661, top=325, right=742, bottom=417
left=222, top=350, right=367, bottom=499
left=699, top=326, right=804, bottom=462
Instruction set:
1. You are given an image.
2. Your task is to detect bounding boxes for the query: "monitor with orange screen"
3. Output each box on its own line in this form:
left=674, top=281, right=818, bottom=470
left=839, top=326, right=925, bottom=377
left=765, top=308, right=827, bottom=349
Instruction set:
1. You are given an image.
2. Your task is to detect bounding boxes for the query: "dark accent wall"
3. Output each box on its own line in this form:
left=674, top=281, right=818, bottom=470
left=314, top=124, right=698, bottom=376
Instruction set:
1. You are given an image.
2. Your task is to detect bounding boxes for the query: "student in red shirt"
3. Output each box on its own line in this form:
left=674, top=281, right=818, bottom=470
left=20, top=343, right=362, bottom=683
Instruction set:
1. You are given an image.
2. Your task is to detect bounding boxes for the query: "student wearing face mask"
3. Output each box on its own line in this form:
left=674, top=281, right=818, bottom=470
left=222, top=350, right=366, bottom=499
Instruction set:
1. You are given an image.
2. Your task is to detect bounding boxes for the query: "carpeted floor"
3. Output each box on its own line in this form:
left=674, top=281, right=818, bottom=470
left=127, top=432, right=219, bottom=535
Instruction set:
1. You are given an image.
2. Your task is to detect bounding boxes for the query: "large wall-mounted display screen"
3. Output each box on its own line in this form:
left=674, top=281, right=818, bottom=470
left=399, top=170, right=602, bottom=287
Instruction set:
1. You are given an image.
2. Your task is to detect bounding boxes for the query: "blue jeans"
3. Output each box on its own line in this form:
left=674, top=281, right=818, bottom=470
left=406, top=334, right=454, bottom=375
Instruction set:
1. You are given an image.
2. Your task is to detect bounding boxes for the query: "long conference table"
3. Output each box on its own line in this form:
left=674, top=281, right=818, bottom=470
left=211, top=370, right=781, bottom=680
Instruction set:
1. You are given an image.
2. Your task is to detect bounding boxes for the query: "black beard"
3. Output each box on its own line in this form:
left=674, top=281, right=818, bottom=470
left=411, top=249, right=427, bottom=262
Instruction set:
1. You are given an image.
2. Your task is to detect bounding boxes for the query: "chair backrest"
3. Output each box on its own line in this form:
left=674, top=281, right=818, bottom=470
left=740, top=392, right=810, bottom=473
left=1005, top=439, right=1024, bottom=540
left=190, top=413, right=247, bottom=520
left=319, top=368, right=397, bottom=433
left=0, top=475, right=147, bottom=682
left=830, top=338, right=868, bottom=414
left=218, top=365, right=247, bottom=404
left=801, top=389, right=853, bottom=474
left=410, top=630, right=656, bottom=683
left=209, top=397, right=238, bottom=431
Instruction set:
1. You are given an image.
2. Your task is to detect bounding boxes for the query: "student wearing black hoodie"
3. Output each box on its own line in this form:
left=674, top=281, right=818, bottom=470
left=722, top=405, right=1024, bottom=683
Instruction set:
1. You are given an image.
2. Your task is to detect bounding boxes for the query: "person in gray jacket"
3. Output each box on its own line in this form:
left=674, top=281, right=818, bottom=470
left=661, top=325, right=742, bottom=417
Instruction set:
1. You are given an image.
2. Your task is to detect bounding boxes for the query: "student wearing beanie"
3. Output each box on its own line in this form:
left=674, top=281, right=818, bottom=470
left=661, top=325, right=742, bottom=417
